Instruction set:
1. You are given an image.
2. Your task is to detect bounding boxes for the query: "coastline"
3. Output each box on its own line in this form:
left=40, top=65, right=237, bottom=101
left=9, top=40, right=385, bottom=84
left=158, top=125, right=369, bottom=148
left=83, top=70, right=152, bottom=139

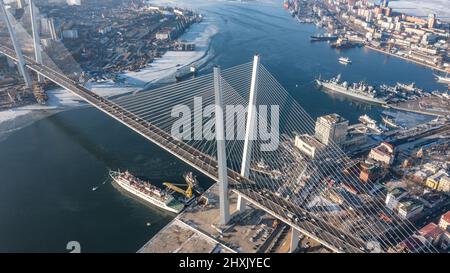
left=364, top=44, right=448, bottom=74
left=0, top=17, right=217, bottom=142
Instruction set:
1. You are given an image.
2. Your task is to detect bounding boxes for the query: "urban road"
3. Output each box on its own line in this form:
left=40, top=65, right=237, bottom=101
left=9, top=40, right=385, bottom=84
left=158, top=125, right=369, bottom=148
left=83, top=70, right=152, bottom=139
left=1, top=45, right=389, bottom=253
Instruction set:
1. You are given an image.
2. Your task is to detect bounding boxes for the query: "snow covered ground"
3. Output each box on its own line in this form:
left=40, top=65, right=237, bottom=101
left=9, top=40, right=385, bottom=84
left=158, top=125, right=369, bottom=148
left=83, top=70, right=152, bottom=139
left=0, top=10, right=218, bottom=141
left=370, top=0, right=450, bottom=21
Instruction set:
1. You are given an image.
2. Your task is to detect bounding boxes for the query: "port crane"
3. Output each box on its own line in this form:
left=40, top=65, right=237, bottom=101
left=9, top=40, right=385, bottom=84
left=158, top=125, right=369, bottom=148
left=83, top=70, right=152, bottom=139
left=163, top=181, right=193, bottom=198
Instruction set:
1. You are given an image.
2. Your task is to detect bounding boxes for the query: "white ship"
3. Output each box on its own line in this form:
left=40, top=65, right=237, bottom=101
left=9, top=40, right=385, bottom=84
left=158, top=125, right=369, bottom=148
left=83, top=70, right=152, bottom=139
left=316, top=74, right=387, bottom=105
left=338, top=57, right=352, bottom=64
left=434, top=73, right=450, bottom=84
left=110, top=170, right=184, bottom=213
left=359, top=114, right=383, bottom=133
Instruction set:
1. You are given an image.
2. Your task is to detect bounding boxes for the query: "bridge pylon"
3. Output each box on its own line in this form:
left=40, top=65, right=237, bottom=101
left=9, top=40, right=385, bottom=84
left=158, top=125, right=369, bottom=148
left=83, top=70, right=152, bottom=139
left=0, top=0, right=32, bottom=88
left=29, top=0, right=44, bottom=82
left=237, top=54, right=261, bottom=212
left=289, top=227, right=300, bottom=253
left=213, top=65, right=230, bottom=225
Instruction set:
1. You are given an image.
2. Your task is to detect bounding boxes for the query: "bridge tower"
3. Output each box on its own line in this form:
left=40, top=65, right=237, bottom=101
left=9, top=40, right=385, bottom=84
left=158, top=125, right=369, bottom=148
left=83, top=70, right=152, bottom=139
left=237, top=54, right=260, bottom=212
left=213, top=65, right=230, bottom=225
left=29, top=0, right=43, bottom=82
left=289, top=228, right=300, bottom=253
left=0, top=0, right=32, bottom=88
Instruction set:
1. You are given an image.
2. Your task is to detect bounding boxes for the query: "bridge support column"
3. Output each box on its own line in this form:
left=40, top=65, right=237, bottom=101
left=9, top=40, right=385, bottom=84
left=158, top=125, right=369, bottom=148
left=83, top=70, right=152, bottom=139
left=29, top=0, right=43, bottom=82
left=240, top=54, right=260, bottom=179
left=289, top=227, right=300, bottom=253
left=213, top=65, right=230, bottom=225
left=236, top=194, right=248, bottom=212
left=0, top=0, right=32, bottom=88
left=236, top=54, right=259, bottom=213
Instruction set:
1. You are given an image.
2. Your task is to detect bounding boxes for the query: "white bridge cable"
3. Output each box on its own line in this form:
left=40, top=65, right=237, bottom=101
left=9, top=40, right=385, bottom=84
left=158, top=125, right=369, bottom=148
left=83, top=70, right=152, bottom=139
left=258, top=68, right=434, bottom=251
left=113, top=62, right=251, bottom=106
left=3, top=6, right=83, bottom=79
left=2, top=20, right=433, bottom=252
left=213, top=62, right=428, bottom=250
left=218, top=71, right=375, bottom=251
left=114, top=64, right=254, bottom=156
left=122, top=61, right=422, bottom=251
left=255, top=65, right=438, bottom=252
left=253, top=67, right=422, bottom=250
left=248, top=119, right=398, bottom=249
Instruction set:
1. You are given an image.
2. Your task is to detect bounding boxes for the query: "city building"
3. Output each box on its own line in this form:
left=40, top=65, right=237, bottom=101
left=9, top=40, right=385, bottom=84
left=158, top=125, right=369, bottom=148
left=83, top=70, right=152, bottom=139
left=385, top=187, right=408, bottom=211
left=441, top=232, right=450, bottom=250
left=397, top=199, right=424, bottom=219
left=425, top=170, right=449, bottom=191
left=437, top=175, right=450, bottom=193
left=418, top=223, right=444, bottom=246
left=155, top=28, right=173, bottom=40
left=62, top=29, right=79, bottom=39
left=294, top=134, right=325, bottom=159
left=428, top=13, right=436, bottom=29
left=439, top=211, right=450, bottom=232
left=359, top=160, right=382, bottom=183
left=368, top=142, right=395, bottom=165
left=314, top=113, right=348, bottom=146
left=343, top=125, right=368, bottom=149
left=390, top=235, right=430, bottom=253
left=16, top=0, right=25, bottom=9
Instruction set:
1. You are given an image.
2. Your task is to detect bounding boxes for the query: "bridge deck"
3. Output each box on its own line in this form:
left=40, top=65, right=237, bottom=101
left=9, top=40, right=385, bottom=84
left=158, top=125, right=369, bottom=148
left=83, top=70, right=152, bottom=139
left=0, top=45, right=372, bottom=253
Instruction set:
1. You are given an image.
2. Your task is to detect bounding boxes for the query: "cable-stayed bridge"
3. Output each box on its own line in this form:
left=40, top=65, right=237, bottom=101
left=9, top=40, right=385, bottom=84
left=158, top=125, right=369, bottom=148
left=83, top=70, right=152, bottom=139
left=0, top=1, right=438, bottom=253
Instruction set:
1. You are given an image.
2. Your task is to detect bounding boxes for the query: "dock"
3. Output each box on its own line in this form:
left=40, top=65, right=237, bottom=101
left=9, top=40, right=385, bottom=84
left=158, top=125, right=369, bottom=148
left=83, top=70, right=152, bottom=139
left=137, top=183, right=322, bottom=253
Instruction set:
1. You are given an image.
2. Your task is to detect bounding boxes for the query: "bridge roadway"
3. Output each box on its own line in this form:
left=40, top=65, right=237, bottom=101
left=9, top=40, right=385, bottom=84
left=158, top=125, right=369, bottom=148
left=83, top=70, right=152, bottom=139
left=1, top=45, right=369, bottom=253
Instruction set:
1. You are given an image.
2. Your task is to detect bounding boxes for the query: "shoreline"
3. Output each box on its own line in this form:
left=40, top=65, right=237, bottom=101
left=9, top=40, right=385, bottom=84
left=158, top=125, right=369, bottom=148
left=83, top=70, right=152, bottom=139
left=364, top=44, right=448, bottom=74
left=0, top=17, right=217, bottom=142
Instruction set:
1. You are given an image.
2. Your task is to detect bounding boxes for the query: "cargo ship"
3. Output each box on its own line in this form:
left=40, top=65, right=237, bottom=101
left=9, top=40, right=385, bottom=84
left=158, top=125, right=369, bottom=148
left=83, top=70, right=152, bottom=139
left=330, top=38, right=360, bottom=49
left=315, top=74, right=387, bottom=104
left=310, top=33, right=338, bottom=42
left=110, top=170, right=185, bottom=213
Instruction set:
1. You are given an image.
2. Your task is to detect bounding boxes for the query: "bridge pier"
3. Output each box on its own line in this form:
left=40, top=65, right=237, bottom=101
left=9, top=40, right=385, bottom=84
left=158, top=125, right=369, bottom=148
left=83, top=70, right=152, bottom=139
left=289, top=227, right=300, bottom=253
left=0, top=0, right=32, bottom=88
left=213, top=65, right=230, bottom=225
left=236, top=194, right=248, bottom=212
